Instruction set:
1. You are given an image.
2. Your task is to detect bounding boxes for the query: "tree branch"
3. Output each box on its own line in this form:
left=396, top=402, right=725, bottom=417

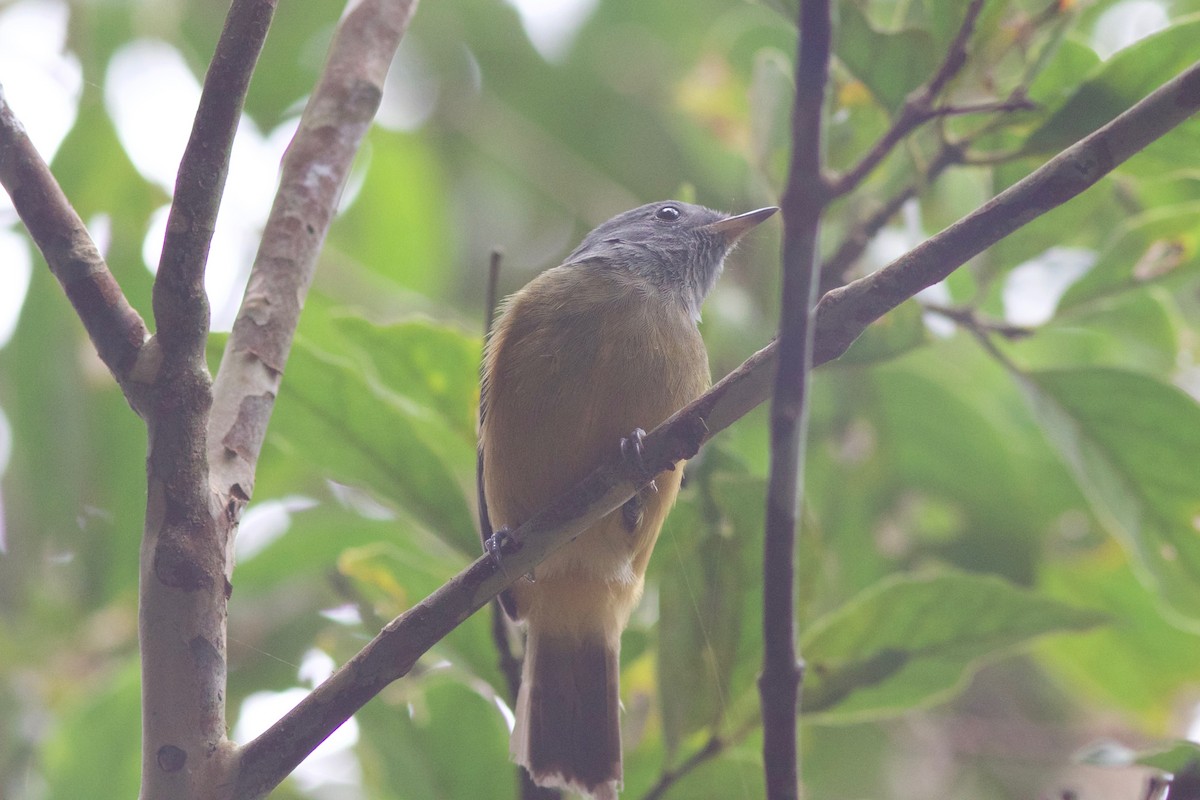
left=228, top=56, right=1200, bottom=797
left=815, top=59, right=1200, bottom=364
left=152, top=0, right=276, bottom=359
left=202, top=2, right=417, bottom=794
left=819, top=139, right=964, bottom=294
left=0, top=87, right=149, bottom=412
left=828, top=0, right=986, bottom=199
left=207, top=0, right=419, bottom=506
left=137, top=2, right=277, bottom=798
left=921, top=302, right=1034, bottom=341
left=762, top=0, right=830, bottom=796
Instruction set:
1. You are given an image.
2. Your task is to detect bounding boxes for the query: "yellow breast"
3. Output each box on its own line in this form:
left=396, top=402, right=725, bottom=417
left=481, top=264, right=710, bottom=627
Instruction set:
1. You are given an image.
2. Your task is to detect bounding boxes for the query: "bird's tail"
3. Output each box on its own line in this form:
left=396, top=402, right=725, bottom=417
left=512, top=626, right=621, bottom=800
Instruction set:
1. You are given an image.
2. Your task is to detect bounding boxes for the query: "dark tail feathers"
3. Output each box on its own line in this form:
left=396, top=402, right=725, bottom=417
left=513, top=629, right=621, bottom=800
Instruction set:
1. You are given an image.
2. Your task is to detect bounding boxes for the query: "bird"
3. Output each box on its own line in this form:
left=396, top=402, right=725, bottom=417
left=478, top=200, right=777, bottom=798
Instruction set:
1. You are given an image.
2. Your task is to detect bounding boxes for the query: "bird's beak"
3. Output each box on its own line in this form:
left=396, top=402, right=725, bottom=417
left=707, top=206, right=779, bottom=243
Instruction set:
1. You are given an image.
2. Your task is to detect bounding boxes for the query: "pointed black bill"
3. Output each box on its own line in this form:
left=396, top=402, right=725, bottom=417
left=706, top=206, right=779, bottom=243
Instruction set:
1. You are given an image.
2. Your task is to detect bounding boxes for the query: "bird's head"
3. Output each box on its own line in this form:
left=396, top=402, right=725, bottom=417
left=566, top=200, right=778, bottom=320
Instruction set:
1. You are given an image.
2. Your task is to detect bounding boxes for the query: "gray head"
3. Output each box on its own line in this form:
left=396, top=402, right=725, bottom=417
left=565, top=201, right=778, bottom=320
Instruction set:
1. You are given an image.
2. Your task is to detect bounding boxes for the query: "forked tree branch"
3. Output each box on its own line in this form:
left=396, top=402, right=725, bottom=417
left=819, top=139, right=964, bottom=293
left=827, top=0, right=986, bottom=199
left=0, top=88, right=149, bottom=411
left=137, top=2, right=277, bottom=798
left=231, top=54, right=1200, bottom=800
left=4, top=0, right=417, bottom=795
left=815, top=60, right=1200, bottom=363
left=761, top=0, right=831, bottom=796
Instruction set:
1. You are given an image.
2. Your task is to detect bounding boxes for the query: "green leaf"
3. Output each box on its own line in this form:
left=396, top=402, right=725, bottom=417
left=800, top=571, right=1106, bottom=721
left=326, top=128, right=451, bottom=297
left=333, top=316, right=482, bottom=441
left=1026, top=38, right=1102, bottom=108
left=0, top=266, right=147, bottom=606
left=1013, top=291, right=1180, bottom=378
left=270, top=338, right=478, bottom=553
left=1037, top=547, right=1200, bottom=726
left=748, top=47, right=794, bottom=178
left=336, top=539, right=502, bottom=685
left=41, top=662, right=141, bottom=800
left=656, top=473, right=764, bottom=753
left=1022, top=16, right=1200, bottom=157
left=631, top=732, right=766, bottom=800
left=835, top=300, right=929, bottom=365
left=1058, top=202, right=1200, bottom=311
left=355, top=676, right=514, bottom=800
left=836, top=4, right=939, bottom=112
left=1021, top=368, right=1200, bottom=625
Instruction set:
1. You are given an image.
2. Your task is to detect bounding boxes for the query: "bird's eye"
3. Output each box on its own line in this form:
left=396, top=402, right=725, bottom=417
left=655, top=205, right=681, bottom=221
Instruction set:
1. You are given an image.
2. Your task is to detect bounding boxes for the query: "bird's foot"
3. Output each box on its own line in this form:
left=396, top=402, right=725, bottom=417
left=620, top=427, right=666, bottom=492
left=484, top=526, right=523, bottom=571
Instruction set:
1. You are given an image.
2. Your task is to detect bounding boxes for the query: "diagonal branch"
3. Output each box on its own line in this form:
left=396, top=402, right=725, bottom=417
left=641, top=734, right=726, bottom=800
left=827, top=0, right=986, bottom=199
left=230, top=56, right=1200, bottom=796
left=207, top=0, right=419, bottom=506
left=0, top=87, right=149, bottom=411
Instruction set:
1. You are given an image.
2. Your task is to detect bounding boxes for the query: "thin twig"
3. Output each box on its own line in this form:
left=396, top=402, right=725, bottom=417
left=641, top=735, right=725, bottom=800
left=639, top=716, right=762, bottom=800
left=229, top=57, right=1200, bottom=799
left=922, top=303, right=1027, bottom=373
left=828, top=0, right=987, bottom=199
left=0, top=87, right=149, bottom=411
left=762, top=0, right=831, bottom=796
left=478, top=247, right=524, bottom=703
left=819, top=140, right=964, bottom=293
left=820, top=82, right=1038, bottom=293
left=933, top=95, right=1037, bottom=118
left=816, top=59, right=1200, bottom=364
left=476, top=246, right=543, bottom=797
left=921, top=302, right=1034, bottom=341
left=485, top=248, right=504, bottom=335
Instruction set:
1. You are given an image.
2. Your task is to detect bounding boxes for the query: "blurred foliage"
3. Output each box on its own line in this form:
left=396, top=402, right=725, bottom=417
left=2, top=0, right=1200, bottom=799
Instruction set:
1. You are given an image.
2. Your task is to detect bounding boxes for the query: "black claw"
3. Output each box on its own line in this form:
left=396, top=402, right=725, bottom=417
left=484, top=526, right=522, bottom=570
left=620, top=427, right=668, bottom=492
left=620, top=427, right=647, bottom=469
